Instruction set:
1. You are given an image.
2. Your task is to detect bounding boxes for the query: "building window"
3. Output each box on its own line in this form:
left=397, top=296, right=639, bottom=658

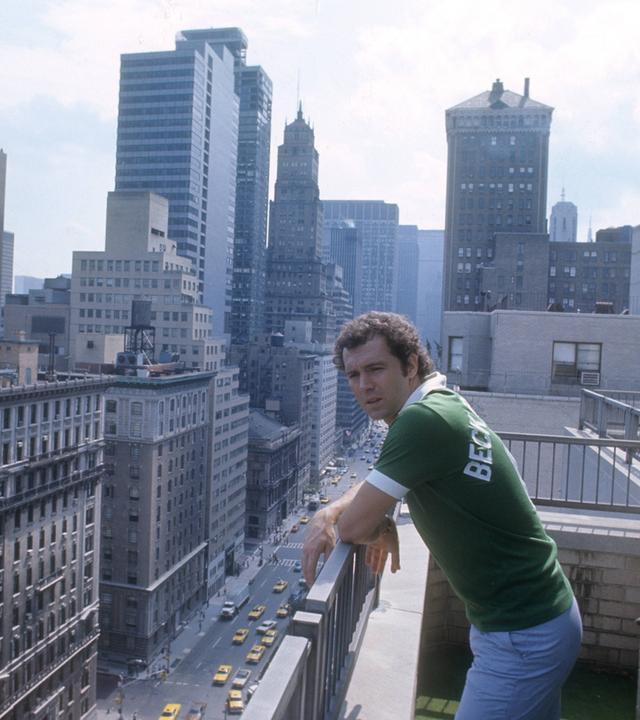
left=448, top=337, right=463, bottom=372
left=551, top=342, right=601, bottom=384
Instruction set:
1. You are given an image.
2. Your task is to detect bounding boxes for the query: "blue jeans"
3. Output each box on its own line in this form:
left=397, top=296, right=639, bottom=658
left=456, top=597, right=582, bottom=720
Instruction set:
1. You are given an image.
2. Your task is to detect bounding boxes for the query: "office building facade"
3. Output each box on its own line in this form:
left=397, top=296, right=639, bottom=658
left=549, top=192, right=578, bottom=243
left=416, top=229, right=444, bottom=358
left=71, top=192, right=224, bottom=373
left=246, top=410, right=300, bottom=541
left=99, top=370, right=213, bottom=663
left=114, top=31, right=240, bottom=335
left=206, top=366, right=249, bottom=592
left=265, top=107, right=335, bottom=344
left=443, top=78, right=553, bottom=311
left=323, top=200, right=399, bottom=314
left=395, top=225, right=420, bottom=324
left=4, top=276, right=71, bottom=372
left=0, top=365, right=105, bottom=720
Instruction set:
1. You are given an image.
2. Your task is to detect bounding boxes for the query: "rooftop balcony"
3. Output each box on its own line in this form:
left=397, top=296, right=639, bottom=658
left=242, top=389, right=640, bottom=720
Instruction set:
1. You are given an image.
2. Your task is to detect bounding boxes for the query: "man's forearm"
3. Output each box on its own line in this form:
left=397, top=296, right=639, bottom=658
left=322, top=481, right=364, bottom=524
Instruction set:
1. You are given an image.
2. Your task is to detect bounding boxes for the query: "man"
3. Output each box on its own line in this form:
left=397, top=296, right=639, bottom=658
left=302, top=312, right=582, bottom=720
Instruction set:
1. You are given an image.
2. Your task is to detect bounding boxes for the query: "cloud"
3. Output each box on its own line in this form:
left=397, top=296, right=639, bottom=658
left=2, top=0, right=640, bottom=278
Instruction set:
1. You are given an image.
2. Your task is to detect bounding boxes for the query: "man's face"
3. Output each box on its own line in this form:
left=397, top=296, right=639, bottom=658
left=343, top=335, right=418, bottom=425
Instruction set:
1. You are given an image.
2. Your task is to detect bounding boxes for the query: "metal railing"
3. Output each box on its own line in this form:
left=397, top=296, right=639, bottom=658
left=501, top=432, right=640, bottom=512
left=579, top=389, right=640, bottom=443
left=242, top=425, right=640, bottom=719
left=243, top=542, right=378, bottom=720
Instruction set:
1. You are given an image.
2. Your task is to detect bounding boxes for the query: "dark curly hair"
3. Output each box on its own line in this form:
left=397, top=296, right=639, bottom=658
left=334, top=311, right=433, bottom=379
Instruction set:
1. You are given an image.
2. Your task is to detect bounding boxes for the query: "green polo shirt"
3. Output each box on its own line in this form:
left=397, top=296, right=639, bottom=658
left=368, top=379, right=573, bottom=631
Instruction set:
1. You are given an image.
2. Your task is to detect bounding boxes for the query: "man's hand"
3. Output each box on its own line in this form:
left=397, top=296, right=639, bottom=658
left=365, top=518, right=400, bottom=576
left=302, top=508, right=338, bottom=585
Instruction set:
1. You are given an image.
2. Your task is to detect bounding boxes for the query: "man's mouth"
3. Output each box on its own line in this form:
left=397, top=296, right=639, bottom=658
left=366, top=398, right=382, bottom=406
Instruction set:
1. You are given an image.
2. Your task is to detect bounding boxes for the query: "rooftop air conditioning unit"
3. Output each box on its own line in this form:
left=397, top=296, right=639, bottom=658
left=580, top=371, right=600, bottom=386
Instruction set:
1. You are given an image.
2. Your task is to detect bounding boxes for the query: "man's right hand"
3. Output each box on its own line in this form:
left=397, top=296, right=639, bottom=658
left=302, top=508, right=338, bottom=586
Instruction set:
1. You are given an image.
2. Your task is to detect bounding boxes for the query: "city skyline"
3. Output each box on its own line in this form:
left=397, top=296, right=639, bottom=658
left=1, top=0, right=640, bottom=278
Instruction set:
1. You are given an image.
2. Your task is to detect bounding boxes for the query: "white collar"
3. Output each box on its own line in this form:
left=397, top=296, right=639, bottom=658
left=400, top=372, right=448, bottom=413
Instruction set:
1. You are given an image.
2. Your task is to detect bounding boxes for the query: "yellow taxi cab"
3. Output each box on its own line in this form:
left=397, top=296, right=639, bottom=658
left=159, top=703, right=181, bottom=719
left=320, top=495, right=329, bottom=504
left=227, top=689, right=245, bottom=715
left=272, top=578, right=288, bottom=593
left=299, top=515, right=310, bottom=524
left=212, top=664, right=232, bottom=685
left=261, top=628, right=278, bottom=647
left=248, top=604, right=266, bottom=620
left=246, top=644, right=266, bottom=664
left=276, top=603, right=290, bottom=618
left=331, top=476, right=339, bottom=485
left=232, top=627, right=250, bottom=645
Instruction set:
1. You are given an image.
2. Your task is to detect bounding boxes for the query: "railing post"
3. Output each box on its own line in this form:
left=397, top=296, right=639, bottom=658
left=596, top=397, right=607, bottom=438
left=291, top=611, right=327, bottom=720
left=578, top=390, right=585, bottom=430
left=625, top=411, right=639, bottom=464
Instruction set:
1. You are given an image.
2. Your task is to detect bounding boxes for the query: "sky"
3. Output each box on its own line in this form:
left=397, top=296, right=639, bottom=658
left=1, top=0, right=639, bottom=279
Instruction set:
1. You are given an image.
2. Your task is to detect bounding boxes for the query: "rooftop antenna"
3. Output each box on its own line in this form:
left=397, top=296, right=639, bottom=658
left=561, top=186, right=566, bottom=202
left=587, top=215, right=593, bottom=243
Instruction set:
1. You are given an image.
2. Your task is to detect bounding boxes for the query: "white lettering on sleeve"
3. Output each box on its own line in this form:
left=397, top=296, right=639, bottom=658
left=463, top=461, right=492, bottom=482
left=469, top=443, right=492, bottom=464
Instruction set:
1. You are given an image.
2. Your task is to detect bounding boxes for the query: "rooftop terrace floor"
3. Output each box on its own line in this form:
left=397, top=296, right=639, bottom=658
left=415, top=644, right=636, bottom=719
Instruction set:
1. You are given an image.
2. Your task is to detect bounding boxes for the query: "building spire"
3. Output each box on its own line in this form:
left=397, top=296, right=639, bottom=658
left=561, top=186, right=565, bottom=202
left=297, top=100, right=303, bottom=121
left=587, top=215, right=593, bottom=243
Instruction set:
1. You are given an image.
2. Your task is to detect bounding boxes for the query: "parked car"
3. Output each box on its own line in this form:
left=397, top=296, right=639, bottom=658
left=231, top=668, right=252, bottom=689
left=212, top=664, right=232, bottom=685
left=246, top=644, right=266, bottom=664
left=256, top=619, right=277, bottom=635
left=232, top=628, right=250, bottom=645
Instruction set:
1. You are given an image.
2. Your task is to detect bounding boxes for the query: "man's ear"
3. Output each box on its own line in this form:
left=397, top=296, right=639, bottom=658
left=407, top=352, right=419, bottom=379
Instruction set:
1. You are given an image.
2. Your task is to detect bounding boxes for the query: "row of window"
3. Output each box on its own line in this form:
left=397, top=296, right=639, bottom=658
left=459, top=182, right=534, bottom=192
left=79, top=259, right=160, bottom=273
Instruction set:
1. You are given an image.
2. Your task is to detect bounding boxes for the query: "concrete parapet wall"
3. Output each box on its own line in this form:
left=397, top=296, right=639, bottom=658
left=422, top=509, right=640, bottom=671
left=462, top=389, right=580, bottom=434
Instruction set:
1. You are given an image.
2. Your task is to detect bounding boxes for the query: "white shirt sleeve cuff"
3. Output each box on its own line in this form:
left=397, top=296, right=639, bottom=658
left=366, top=469, right=407, bottom=500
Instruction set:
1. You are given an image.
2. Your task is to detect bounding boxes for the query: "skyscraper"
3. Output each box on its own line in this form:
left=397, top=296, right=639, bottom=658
left=177, top=29, right=273, bottom=349
left=323, top=200, right=399, bottom=314
left=0, top=150, right=13, bottom=315
left=114, top=30, right=241, bottom=335
left=0, top=149, right=6, bottom=246
left=416, top=229, right=444, bottom=356
left=550, top=190, right=578, bottom=242
left=323, top=221, right=362, bottom=315
left=395, top=225, right=420, bottom=324
left=443, top=78, right=553, bottom=311
left=265, top=106, right=335, bottom=343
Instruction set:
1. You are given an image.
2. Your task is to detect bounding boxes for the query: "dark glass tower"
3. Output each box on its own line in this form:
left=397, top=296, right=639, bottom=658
left=443, top=78, right=553, bottom=311
left=177, top=29, right=273, bottom=347
left=265, top=106, right=335, bottom=344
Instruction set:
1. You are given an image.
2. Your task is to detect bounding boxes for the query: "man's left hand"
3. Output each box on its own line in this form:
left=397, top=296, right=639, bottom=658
left=365, top=518, right=400, bottom=576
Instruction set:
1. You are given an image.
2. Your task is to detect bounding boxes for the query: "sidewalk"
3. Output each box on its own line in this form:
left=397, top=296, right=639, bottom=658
left=98, top=508, right=309, bottom=684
